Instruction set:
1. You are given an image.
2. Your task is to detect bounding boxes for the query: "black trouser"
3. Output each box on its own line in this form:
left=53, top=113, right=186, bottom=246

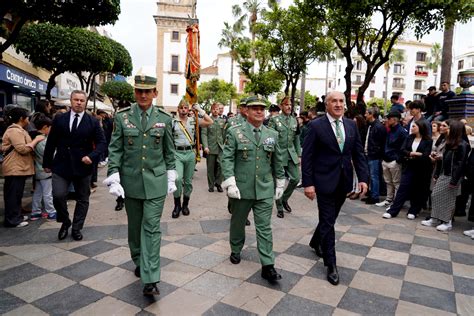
left=3, top=176, right=28, bottom=227
left=310, top=175, right=347, bottom=266
left=456, top=178, right=474, bottom=220
left=388, top=168, right=430, bottom=217
left=52, top=173, right=91, bottom=231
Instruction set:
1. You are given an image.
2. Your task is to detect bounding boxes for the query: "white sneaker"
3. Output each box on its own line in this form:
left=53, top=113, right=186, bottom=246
left=463, top=229, right=474, bottom=237
left=382, top=212, right=392, bottom=219
left=385, top=206, right=392, bottom=211
left=421, top=218, right=439, bottom=227
left=436, top=221, right=452, bottom=232
left=23, top=215, right=29, bottom=221
left=16, top=221, right=29, bottom=228
left=376, top=200, right=391, bottom=207
left=407, top=214, right=415, bottom=220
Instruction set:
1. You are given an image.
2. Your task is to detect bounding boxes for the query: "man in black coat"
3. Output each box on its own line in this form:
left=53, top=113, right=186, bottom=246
left=43, top=90, right=106, bottom=241
left=302, top=91, right=368, bottom=286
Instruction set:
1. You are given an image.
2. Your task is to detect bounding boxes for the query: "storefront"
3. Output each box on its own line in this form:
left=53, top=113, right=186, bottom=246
left=0, top=63, right=57, bottom=113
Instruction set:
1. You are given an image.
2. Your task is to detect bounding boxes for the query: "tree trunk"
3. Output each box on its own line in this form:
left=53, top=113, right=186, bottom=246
left=343, top=62, right=354, bottom=107
left=230, top=56, right=234, bottom=86
left=290, top=75, right=300, bottom=114
left=300, top=72, right=306, bottom=114
left=384, top=67, right=389, bottom=115
left=0, top=17, right=27, bottom=60
left=46, top=71, right=62, bottom=100
left=440, top=24, right=454, bottom=84
left=325, top=59, right=330, bottom=96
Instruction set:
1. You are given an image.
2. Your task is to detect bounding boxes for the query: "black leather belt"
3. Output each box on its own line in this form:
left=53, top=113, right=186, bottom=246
left=176, top=145, right=194, bottom=151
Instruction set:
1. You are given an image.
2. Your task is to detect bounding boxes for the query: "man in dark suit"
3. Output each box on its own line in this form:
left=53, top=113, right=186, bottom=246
left=43, top=90, right=106, bottom=241
left=302, top=91, right=369, bottom=285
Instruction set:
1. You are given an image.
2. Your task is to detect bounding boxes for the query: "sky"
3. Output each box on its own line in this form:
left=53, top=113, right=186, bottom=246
left=106, top=0, right=474, bottom=76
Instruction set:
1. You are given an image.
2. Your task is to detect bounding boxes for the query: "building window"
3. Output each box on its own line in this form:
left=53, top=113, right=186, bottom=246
left=171, top=31, right=179, bottom=41
left=338, top=65, right=341, bottom=72
left=416, top=65, right=425, bottom=72
left=413, top=94, right=424, bottom=100
left=382, top=91, right=386, bottom=99
left=371, top=76, right=376, bottom=83
left=369, top=90, right=375, bottom=98
left=414, top=80, right=423, bottom=90
left=355, top=75, right=362, bottom=84
left=171, top=55, right=179, bottom=72
left=338, top=78, right=340, bottom=85
left=393, top=78, right=405, bottom=89
left=393, top=64, right=403, bottom=74
left=416, top=52, right=427, bottom=62
left=170, top=84, right=178, bottom=94
left=328, top=80, right=332, bottom=88
left=458, top=60, right=464, bottom=70
left=383, top=76, right=387, bottom=84
left=355, top=60, right=362, bottom=70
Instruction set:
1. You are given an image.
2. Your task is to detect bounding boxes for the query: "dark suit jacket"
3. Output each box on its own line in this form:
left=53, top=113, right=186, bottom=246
left=302, top=115, right=369, bottom=195
left=397, top=135, right=432, bottom=174
left=43, top=111, right=106, bottom=178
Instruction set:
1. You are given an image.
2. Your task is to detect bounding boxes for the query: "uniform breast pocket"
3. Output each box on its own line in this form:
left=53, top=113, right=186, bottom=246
left=124, top=129, right=139, bottom=147
left=263, top=145, right=275, bottom=160
left=150, top=128, right=164, bottom=147
left=237, top=143, right=253, bottom=161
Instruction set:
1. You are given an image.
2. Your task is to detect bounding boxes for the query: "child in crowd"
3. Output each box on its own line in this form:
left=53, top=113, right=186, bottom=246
left=30, top=117, right=56, bottom=220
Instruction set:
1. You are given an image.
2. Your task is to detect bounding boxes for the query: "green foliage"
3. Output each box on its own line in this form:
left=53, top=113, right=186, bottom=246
left=366, top=97, right=385, bottom=114
left=100, top=81, right=134, bottom=106
left=303, top=91, right=318, bottom=110
left=108, top=39, right=133, bottom=77
left=198, top=79, right=237, bottom=110
left=0, top=1, right=120, bottom=56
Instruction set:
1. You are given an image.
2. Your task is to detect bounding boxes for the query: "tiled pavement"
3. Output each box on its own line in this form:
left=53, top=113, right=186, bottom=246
left=1, top=165, right=474, bottom=315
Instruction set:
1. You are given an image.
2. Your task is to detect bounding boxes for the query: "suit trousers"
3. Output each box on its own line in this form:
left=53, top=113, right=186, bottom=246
left=230, top=197, right=274, bottom=266
left=3, top=176, right=28, bottom=227
left=310, top=176, right=347, bottom=266
left=124, top=195, right=165, bottom=284
left=276, top=160, right=300, bottom=209
left=174, top=150, right=196, bottom=198
left=206, top=152, right=222, bottom=189
left=52, top=173, right=91, bottom=231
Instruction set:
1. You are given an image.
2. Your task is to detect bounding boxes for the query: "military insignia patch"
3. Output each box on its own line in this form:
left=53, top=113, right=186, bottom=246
left=154, top=123, right=166, bottom=128
left=263, top=137, right=275, bottom=145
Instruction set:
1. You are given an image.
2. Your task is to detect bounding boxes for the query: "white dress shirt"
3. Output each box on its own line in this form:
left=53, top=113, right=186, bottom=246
left=326, top=113, right=346, bottom=141
left=69, top=111, right=85, bottom=131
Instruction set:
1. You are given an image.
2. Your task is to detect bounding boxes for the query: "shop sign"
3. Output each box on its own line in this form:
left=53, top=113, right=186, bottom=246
left=0, top=64, right=48, bottom=93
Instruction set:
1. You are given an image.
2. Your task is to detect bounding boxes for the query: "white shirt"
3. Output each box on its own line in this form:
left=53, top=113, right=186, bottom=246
left=69, top=111, right=85, bottom=131
left=412, top=138, right=421, bottom=152
left=326, top=113, right=346, bottom=141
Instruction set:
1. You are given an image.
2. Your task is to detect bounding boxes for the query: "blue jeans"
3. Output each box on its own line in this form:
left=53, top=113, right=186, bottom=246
left=32, top=178, right=55, bottom=214
left=368, top=159, right=381, bottom=200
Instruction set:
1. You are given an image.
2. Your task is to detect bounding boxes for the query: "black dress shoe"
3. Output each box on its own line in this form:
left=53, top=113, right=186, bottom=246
left=230, top=253, right=241, bottom=264
left=58, top=222, right=71, bottom=240
left=277, top=210, right=284, bottom=218
left=143, top=283, right=160, bottom=296
left=216, top=184, right=223, bottom=193
left=327, top=264, right=339, bottom=285
left=246, top=219, right=251, bottom=226
left=282, top=201, right=292, bottom=213
left=208, top=188, right=214, bottom=192
left=134, top=266, right=140, bottom=278
left=71, top=230, right=83, bottom=241
left=261, top=265, right=282, bottom=281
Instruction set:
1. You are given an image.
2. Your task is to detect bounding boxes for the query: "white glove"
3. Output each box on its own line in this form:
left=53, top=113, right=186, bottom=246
left=275, top=178, right=286, bottom=200
left=222, top=176, right=241, bottom=199
left=109, top=182, right=125, bottom=198
left=103, top=172, right=120, bottom=186
left=192, top=104, right=206, bottom=116
left=167, top=170, right=178, bottom=194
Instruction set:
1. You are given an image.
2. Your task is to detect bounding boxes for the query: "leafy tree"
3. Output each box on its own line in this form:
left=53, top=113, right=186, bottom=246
left=0, top=0, right=120, bottom=58
left=300, top=0, right=474, bottom=105
left=109, top=40, right=133, bottom=77
left=427, top=43, right=442, bottom=88
left=198, top=79, right=237, bottom=111
left=366, top=97, right=385, bottom=115
left=257, top=2, right=332, bottom=111
left=218, top=19, right=245, bottom=85
left=100, top=81, right=134, bottom=111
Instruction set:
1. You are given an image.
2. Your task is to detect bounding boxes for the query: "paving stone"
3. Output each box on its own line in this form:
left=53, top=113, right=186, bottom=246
left=176, top=235, right=218, bottom=248
left=246, top=268, right=302, bottom=293
left=275, top=253, right=315, bottom=275
left=111, top=280, right=177, bottom=309
left=396, top=300, right=457, bottom=316
left=200, top=219, right=230, bottom=233
left=350, top=271, right=403, bottom=299
left=203, top=302, right=257, bottom=316
left=367, top=247, right=409, bottom=265
left=410, top=244, right=451, bottom=261
left=160, top=261, right=206, bottom=287
left=454, top=276, right=474, bottom=296
left=338, top=288, right=398, bottom=315
left=92, top=246, right=131, bottom=266
left=306, top=262, right=356, bottom=286
left=335, top=214, right=369, bottom=226
left=452, top=251, right=474, bottom=266
left=289, top=276, right=347, bottom=307
left=413, top=236, right=450, bottom=250
left=269, top=294, right=334, bottom=316
left=32, top=284, right=105, bottom=315
left=180, top=249, right=227, bottom=269
left=0, top=291, right=26, bottom=314
left=400, top=281, right=457, bottom=313
left=0, top=254, right=25, bottom=271
left=407, top=254, right=453, bottom=274
left=373, top=238, right=412, bottom=252
left=70, top=240, right=120, bottom=258
left=70, top=296, right=140, bottom=315
left=359, top=258, right=406, bottom=279
left=183, top=271, right=242, bottom=299
left=145, top=288, right=216, bottom=315
left=284, top=243, right=318, bottom=260
left=211, top=259, right=261, bottom=280
left=347, top=226, right=381, bottom=237
left=240, top=247, right=261, bottom=263
left=80, top=267, right=137, bottom=294
left=3, top=304, right=49, bottom=316
left=32, top=250, right=88, bottom=271
left=0, top=263, right=48, bottom=289
left=335, top=241, right=370, bottom=257
left=456, top=293, right=474, bottom=316
left=55, top=258, right=114, bottom=282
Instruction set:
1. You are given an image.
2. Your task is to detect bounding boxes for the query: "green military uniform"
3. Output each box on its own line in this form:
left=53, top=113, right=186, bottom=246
left=268, top=113, right=301, bottom=215
left=222, top=120, right=285, bottom=265
left=225, top=114, right=245, bottom=131
left=107, top=103, right=175, bottom=284
left=201, top=116, right=225, bottom=190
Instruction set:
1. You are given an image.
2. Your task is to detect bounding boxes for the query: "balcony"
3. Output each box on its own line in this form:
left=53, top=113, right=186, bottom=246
left=393, top=70, right=406, bottom=76
left=352, top=80, right=363, bottom=86
left=415, top=70, right=428, bottom=77
left=392, top=83, right=406, bottom=89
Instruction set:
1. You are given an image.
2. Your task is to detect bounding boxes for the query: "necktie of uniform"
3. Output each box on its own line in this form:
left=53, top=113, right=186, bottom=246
left=253, top=128, right=260, bottom=143
left=71, top=113, right=79, bottom=133
left=335, top=119, right=344, bottom=152
left=141, top=111, right=147, bottom=130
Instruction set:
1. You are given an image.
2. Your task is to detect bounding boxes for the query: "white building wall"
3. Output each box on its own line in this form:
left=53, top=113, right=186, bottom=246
left=162, top=31, right=187, bottom=108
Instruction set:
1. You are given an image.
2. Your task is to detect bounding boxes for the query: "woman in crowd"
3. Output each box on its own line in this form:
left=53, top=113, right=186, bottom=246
left=2, top=107, right=45, bottom=227
left=422, top=120, right=469, bottom=231
left=431, top=121, right=441, bottom=145
left=383, top=120, right=433, bottom=219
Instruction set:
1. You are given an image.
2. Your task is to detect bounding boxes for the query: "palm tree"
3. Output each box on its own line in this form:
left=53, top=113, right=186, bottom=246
left=383, top=49, right=405, bottom=114
left=427, top=42, right=442, bottom=87
left=218, top=19, right=245, bottom=86
left=440, top=25, right=454, bottom=84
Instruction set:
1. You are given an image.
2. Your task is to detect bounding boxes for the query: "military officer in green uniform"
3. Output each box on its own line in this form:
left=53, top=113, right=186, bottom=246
left=268, top=96, right=301, bottom=218
left=104, top=75, right=177, bottom=296
left=221, top=96, right=286, bottom=281
left=171, top=99, right=212, bottom=218
left=202, top=102, right=226, bottom=192
left=225, top=98, right=248, bottom=131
